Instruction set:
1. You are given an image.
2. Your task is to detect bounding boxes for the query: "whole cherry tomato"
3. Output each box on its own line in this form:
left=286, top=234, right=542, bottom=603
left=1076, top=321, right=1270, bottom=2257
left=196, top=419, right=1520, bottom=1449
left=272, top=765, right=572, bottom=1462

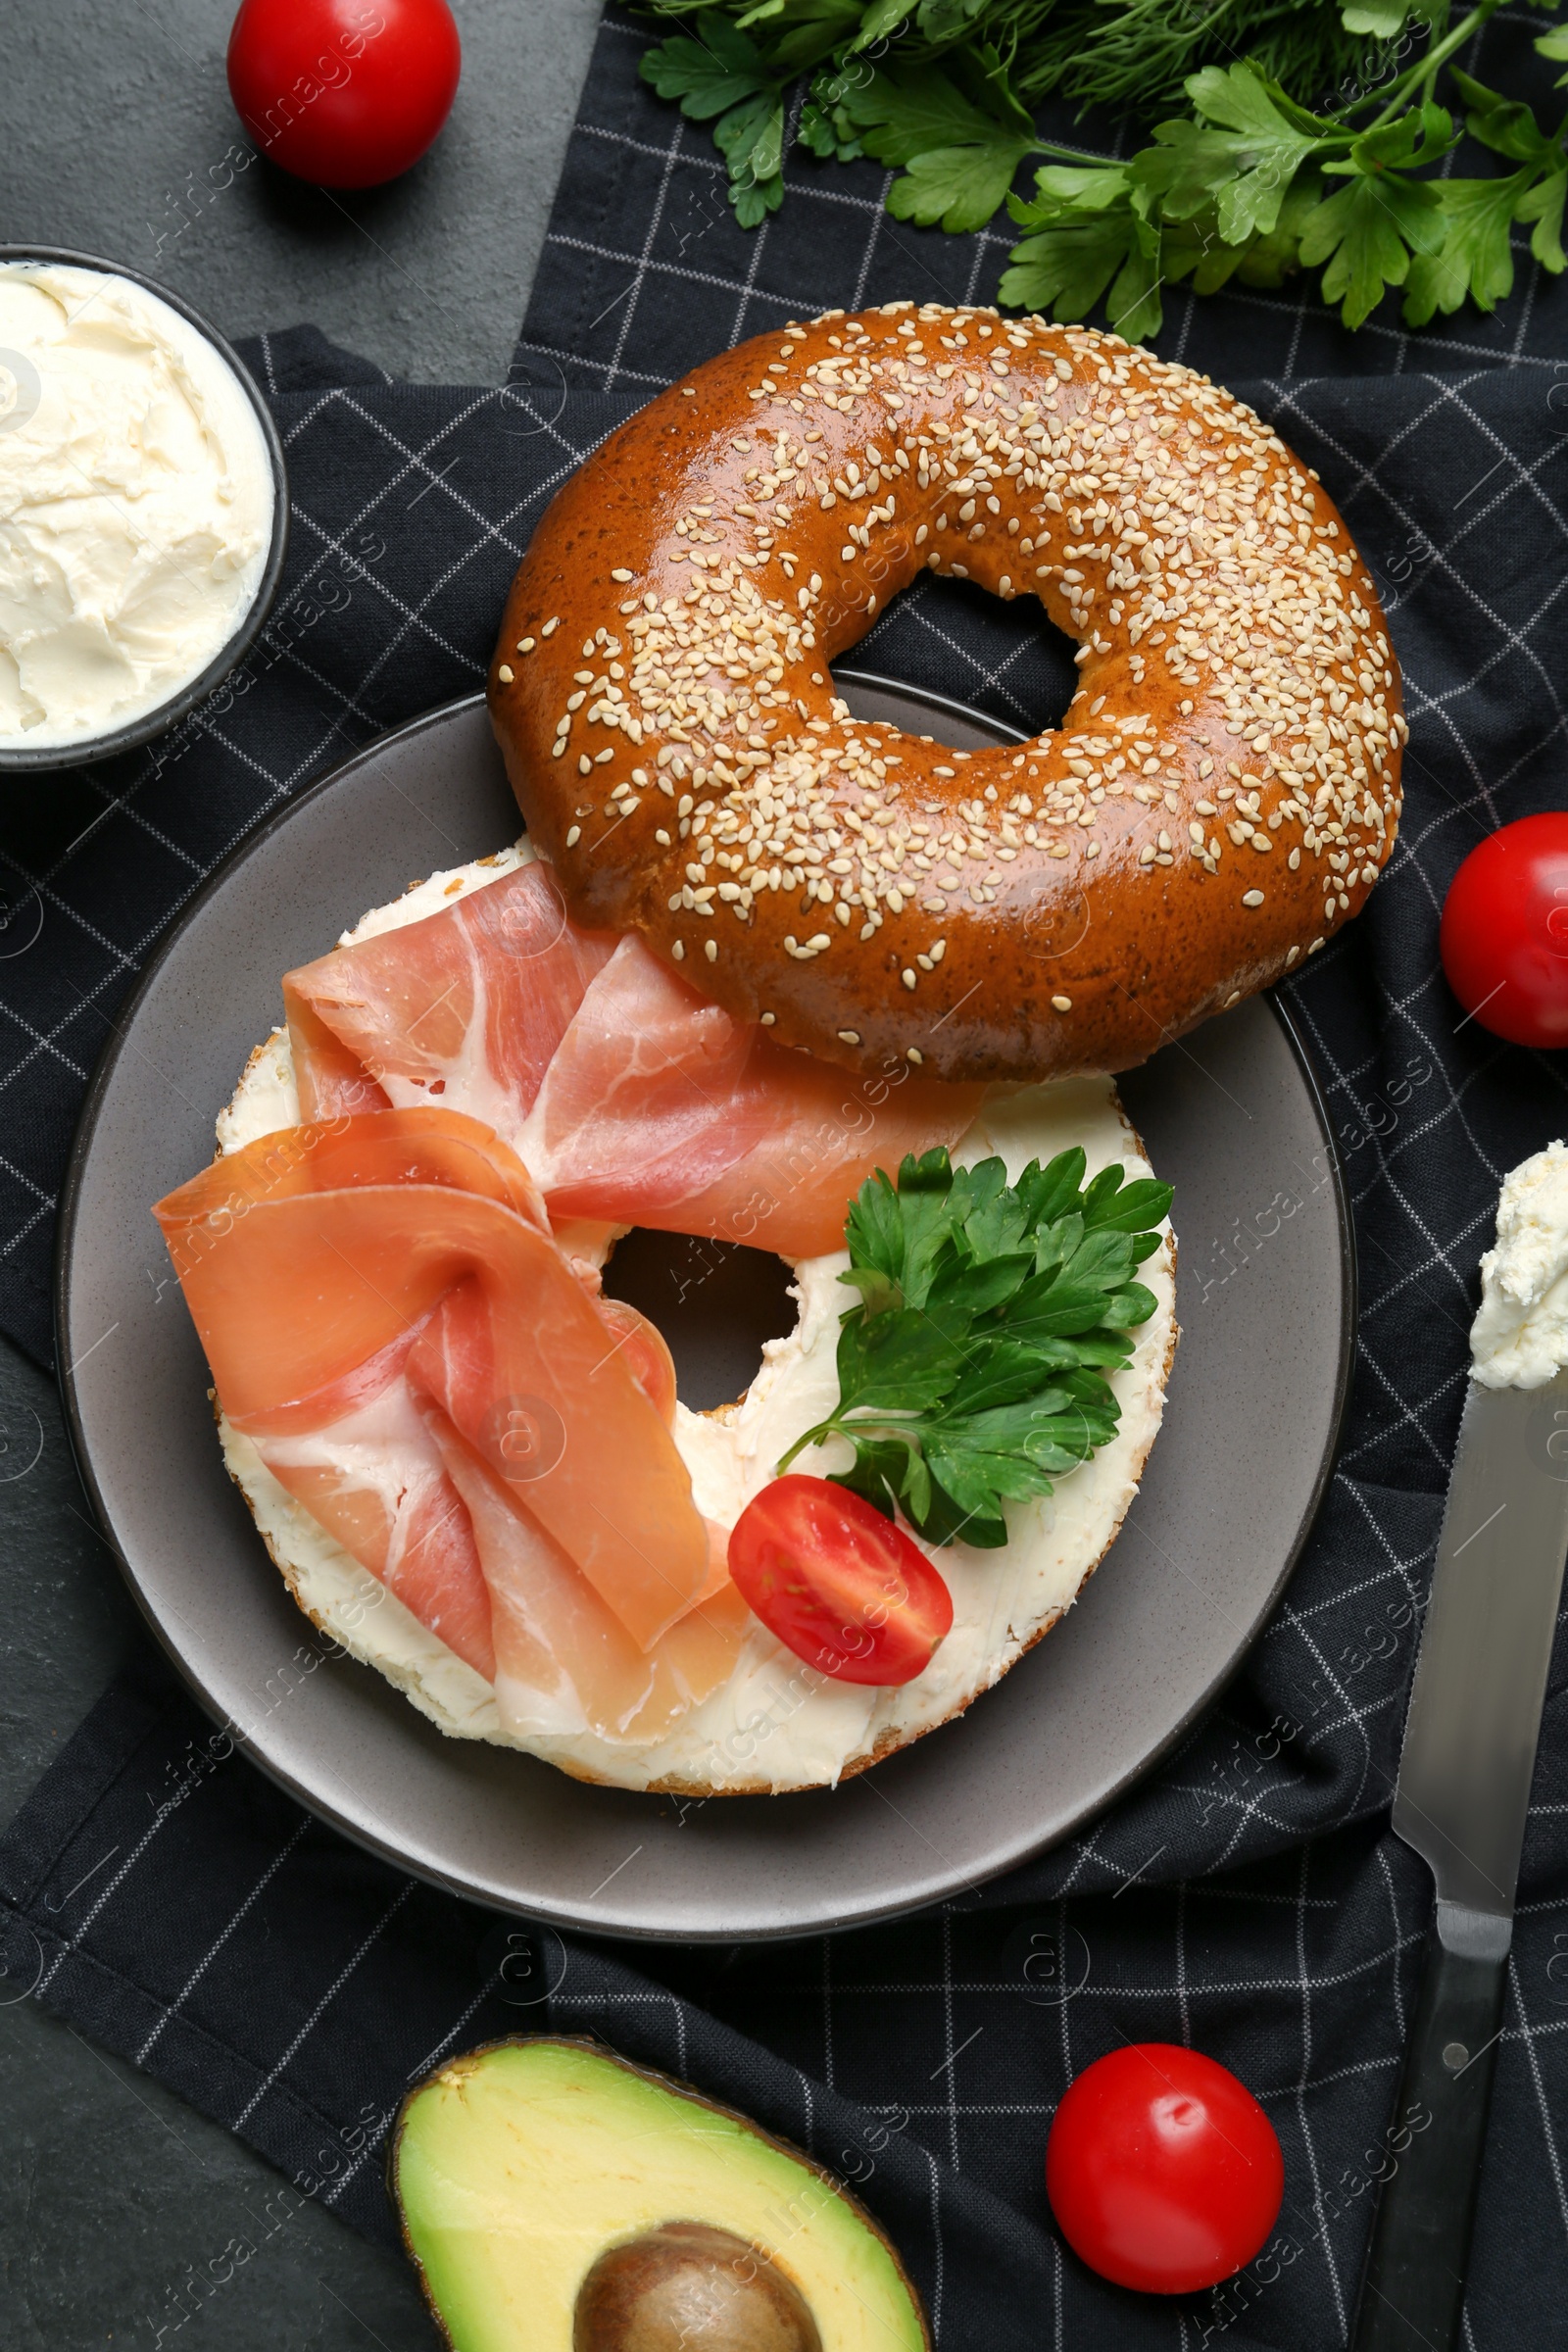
left=1440, top=811, right=1568, bottom=1050
left=727, top=1475, right=954, bottom=1685
left=227, top=0, right=461, bottom=190
left=1046, top=2043, right=1284, bottom=2294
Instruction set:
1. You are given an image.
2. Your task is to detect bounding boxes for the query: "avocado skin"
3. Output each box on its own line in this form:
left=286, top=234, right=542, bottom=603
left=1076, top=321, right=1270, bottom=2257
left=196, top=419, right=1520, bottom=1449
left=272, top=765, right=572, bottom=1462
left=390, top=2035, right=930, bottom=2352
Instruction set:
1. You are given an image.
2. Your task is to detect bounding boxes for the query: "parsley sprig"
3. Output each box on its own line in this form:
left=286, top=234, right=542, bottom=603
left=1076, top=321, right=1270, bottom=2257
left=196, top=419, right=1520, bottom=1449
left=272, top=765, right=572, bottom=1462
left=638, top=0, right=1568, bottom=333
left=776, top=1146, right=1172, bottom=1550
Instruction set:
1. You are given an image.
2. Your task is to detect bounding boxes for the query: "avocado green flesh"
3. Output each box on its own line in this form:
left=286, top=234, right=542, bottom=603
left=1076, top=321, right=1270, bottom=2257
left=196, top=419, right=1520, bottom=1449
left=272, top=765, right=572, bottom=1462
left=395, top=2040, right=927, bottom=2352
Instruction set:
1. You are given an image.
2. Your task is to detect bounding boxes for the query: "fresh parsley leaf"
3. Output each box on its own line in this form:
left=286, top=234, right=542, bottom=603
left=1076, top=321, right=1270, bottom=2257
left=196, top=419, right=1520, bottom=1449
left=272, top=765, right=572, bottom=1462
left=745, top=0, right=865, bottom=74
left=777, top=1145, right=1172, bottom=1548
left=1103, top=1283, right=1159, bottom=1329
left=945, top=1347, right=1074, bottom=1415
left=841, top=50, right=1037, bottom=229
left=835, top=1304, right=966, bottom=1412
left=1452, top=70, right=1559, bottom=166
left=1299, top=162, right=1446, bottom=327
left=717, top=88, right=788, bottom=221
left=1402, top=171, right=1532, bottom=322
left=1000, top=179, right=1160, bottom=338
left=1084, top=1170, right=1180, bottom=1232
left=640, top=20, right=789, bottom=220
left=1519, top=164, right=1568, bottom=273
left=642, top=19, right=775, bottom=118
left=1138, top=64, right=1325, bottom=244
left=1019, top=1144, right=1089, bottom=1225
left=1229, top=172, right=1327, bottom=288
left=798, top=75, right=865, bottom=162
left=1340, top=0, right=1416, bottom=34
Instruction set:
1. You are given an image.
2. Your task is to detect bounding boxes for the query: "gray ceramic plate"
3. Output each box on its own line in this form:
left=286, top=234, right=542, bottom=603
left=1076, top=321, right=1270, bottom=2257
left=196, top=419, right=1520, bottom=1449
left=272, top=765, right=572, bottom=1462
left=57, top=680, right=1353, bottom=1941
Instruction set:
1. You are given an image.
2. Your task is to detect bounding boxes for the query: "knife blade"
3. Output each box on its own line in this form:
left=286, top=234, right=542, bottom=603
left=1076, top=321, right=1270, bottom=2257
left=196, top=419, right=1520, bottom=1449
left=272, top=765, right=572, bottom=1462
left=1351, top=1367, right=1568, bottom=2351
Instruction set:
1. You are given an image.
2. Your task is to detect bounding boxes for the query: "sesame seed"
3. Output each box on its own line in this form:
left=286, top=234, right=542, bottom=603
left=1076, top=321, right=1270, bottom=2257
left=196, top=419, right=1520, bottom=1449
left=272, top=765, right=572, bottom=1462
left=565, top=825, right=581, bottom=848
left=902, top=968, right=917, bottom=990
left=705, top=939, right=718, bottom=961
left=531, top=308, right=1396, bottom=1055
left=671, top=940, right=685, bottom=959
left=497, top=664, right=514, bottom=684
left=838, top=1029, right=861, bottom=1045
left=906, top=1046, right=923, bottom=1063
left=516, top=637, right=535, bottom=654
left=1051, top=994, right=1072, bottom=1012
left=540, top=616, right=560, bottom=636
left=1242, top=889, right=1265, bottom=907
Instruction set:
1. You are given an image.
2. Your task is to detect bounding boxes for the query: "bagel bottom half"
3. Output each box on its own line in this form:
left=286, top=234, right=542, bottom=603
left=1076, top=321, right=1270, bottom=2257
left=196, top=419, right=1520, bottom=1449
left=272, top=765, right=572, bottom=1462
left=213, top=851, right=1177, bottom=1795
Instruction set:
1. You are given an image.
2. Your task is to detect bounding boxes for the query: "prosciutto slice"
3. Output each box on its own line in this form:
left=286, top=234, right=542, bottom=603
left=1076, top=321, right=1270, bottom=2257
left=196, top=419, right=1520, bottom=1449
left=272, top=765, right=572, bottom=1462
left=278, top=858, right=982, bottom=1263
left=155, top=1110, right=714, bottom=1656
left=250, top=1365, right=497, bottom=1682
left=520, top=937, right=985, bottom=1259
left=283, top=858, right=616, bottom=1128
left=421, top=1403, right=751, bottom=1742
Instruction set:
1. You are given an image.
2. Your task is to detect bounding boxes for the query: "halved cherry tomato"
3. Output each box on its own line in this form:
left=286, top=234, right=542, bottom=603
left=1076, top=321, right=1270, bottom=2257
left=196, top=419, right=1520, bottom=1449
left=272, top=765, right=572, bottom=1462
left=727, top=1475, right=953, bottom=1685
left=1441, top=811, right=1568, bottom=1050
left=1047, top=2043, right=1284, bottom=2294
left=227, top=0, right=461, bottom=190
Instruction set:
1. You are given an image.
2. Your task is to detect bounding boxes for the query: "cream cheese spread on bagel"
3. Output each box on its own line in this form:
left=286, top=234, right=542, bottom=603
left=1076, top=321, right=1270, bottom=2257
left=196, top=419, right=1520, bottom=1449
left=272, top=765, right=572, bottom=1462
left=212, top=845, right=1175, bottom=1794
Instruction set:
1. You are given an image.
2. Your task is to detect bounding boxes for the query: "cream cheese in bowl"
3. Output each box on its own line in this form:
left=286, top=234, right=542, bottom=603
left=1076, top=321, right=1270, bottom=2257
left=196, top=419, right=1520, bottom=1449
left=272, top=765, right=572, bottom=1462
left=0, top=256, right=281, bottom=761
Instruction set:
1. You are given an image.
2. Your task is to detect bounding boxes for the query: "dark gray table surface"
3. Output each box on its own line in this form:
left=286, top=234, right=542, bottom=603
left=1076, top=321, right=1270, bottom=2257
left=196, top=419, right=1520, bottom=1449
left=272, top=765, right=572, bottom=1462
left=0, top=2, right=599, bottom=2340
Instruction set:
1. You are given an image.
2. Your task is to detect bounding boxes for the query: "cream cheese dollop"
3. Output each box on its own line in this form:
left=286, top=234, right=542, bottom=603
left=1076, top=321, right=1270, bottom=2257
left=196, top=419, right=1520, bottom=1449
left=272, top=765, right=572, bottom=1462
left=0, top=263, right=274, bottom=749
left=1470, top=1141, right=1568, bottom=1390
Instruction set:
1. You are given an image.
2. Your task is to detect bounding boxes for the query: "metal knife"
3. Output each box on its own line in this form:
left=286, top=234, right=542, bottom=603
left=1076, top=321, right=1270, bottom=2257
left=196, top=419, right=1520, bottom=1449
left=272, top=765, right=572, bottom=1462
left=1351, top=1366, right=1568, bottom=2351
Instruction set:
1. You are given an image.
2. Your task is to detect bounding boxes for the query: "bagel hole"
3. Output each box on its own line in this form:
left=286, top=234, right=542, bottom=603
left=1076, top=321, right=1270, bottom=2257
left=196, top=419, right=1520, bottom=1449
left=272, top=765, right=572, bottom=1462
left=601, top=1232, right=798, bottom=1411
left=836, top=604, right=1080, bottom=750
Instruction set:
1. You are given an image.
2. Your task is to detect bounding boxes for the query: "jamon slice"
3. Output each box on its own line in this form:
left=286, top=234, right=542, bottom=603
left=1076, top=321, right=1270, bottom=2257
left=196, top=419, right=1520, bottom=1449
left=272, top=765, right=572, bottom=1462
left=252, top=1372, right=497, bottom=1682
left=407, top=1279, right=707, bottom=1649
left=283, top=858, right=616, bottom=1128
left=187, top=1104, right=551, bottom=1235
left=521, top=936, right=985, bottom=1259
left=282, top=993, right=390, bottom=1120
left=155, top=1113, right=711, bottom=1650
left=280, top=860, right=978, bottom=1262
left=421, top=1404, right=750, bottom=1743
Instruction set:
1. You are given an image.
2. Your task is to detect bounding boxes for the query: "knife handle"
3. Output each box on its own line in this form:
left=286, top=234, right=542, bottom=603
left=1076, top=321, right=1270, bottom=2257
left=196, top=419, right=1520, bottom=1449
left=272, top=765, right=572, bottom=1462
left=1350, top=1905, right=1508, bottom=2352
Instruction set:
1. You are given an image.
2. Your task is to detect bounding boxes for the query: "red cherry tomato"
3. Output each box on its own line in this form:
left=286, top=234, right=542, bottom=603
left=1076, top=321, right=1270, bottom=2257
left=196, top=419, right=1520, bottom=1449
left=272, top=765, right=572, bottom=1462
left=727, top=1476, right=953, bottom=1685
left=1046, top=2044, right=1284, bottom=2294
left=1441, top=811, right=1568, bottom=1050
left=227, top=0, right=461, bottom=189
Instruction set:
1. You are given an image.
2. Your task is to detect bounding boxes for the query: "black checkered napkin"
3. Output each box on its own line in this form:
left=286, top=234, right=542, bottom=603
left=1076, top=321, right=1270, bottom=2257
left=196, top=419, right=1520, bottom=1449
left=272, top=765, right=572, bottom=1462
left=4, top=10, right=1568, bottom=2344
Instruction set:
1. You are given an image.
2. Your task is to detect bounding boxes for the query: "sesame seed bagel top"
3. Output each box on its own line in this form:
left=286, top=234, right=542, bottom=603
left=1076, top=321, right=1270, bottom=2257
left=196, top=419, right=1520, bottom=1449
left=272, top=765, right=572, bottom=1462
left=489, top=302, right=1403, bottom=1083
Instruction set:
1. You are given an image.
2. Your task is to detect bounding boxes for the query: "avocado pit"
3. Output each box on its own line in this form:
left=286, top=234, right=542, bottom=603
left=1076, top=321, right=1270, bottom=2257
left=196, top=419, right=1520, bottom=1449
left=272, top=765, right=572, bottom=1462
left=573, top=2222, right=823, bottom=2352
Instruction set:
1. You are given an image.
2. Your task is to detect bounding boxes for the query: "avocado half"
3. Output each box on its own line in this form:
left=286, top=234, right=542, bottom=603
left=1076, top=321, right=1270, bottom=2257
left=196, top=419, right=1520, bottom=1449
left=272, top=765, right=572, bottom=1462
left=391, top=2037, right=930, bottom=2352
